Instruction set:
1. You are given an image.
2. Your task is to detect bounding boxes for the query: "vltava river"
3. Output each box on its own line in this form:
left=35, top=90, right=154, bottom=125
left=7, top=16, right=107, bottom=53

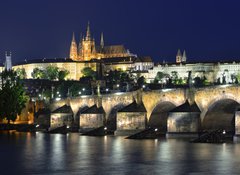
left=0, top=131, right=240, bottom=175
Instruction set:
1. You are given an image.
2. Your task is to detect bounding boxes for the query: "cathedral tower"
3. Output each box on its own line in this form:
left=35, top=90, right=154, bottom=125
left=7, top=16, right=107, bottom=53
left=81, top=22, right=96, bottom=61
left=69, top=33, right=78, bottom=61
left=176, top=49, right=182, bottom=63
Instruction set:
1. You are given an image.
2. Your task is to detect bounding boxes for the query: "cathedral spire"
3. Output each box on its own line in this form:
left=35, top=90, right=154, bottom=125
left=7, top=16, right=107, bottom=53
left=86, top=21, right=91, bottom=40
left=72, top=32, right=76, bottom=42
left=100, top=32, right=104, bottom=48
left=182, top=50, right=187, bottom=62
left=69, top=32, right=78, bottom=60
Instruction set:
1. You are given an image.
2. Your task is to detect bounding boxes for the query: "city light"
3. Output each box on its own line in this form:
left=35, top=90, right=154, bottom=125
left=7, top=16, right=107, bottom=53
left=223, top=130, right=226, bottom=134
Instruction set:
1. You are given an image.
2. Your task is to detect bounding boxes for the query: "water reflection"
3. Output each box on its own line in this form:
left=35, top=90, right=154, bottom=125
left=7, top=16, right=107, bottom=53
left=0, top=132, right=240, bottom=174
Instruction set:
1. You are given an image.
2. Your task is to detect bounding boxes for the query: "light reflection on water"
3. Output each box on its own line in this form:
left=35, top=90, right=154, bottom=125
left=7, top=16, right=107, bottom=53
left=0, top=132, right=240, bottom=174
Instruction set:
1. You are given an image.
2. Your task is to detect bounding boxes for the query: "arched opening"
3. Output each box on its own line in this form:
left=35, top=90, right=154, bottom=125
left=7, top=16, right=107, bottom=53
left=107, top=104, right=125, bottom=131
left=148, top=101, right=176, bottom=133
left=202, top=99, right=240, bottom=133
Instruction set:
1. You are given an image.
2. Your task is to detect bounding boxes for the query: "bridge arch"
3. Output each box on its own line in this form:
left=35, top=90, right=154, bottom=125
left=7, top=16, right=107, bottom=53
left=201, top=95, right=240, bottom=132
left=148, top=101, right=177, bottom=133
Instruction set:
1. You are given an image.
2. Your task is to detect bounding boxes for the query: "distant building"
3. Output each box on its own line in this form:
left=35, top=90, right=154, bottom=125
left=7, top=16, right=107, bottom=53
left=147, top=61, right=240, bottom=84
left=12, top=58, right=98, bottom=80
left=176, top=49, right=187, bottom=63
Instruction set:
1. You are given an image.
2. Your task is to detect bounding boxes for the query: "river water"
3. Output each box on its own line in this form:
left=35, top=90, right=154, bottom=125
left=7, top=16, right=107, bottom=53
left=0, top=131, right=240, bottom=175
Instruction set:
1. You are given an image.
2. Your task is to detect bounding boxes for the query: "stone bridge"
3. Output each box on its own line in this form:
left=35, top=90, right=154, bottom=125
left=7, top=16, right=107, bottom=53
left=51, top=85, right=240, bottom=131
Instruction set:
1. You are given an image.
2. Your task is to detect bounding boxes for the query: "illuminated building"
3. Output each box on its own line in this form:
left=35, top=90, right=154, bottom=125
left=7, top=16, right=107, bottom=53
left=69, top=22, right=133, bottom=61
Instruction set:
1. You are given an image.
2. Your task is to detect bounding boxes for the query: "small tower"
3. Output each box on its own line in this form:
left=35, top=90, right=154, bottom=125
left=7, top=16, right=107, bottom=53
left=5, top=51, right=12, bottom=71
left=176, top=49, right=182, bottom=63
left=100, top=32, right=104, bottom=49
left=69, top=32, right=78, bottom=61
left=182, top=50, right=187, bottom=63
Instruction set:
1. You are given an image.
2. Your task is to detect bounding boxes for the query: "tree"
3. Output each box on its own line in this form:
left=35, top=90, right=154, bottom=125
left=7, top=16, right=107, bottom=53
left=171, top=71, right=178, bottom=85
left=236, top=72, right=240, bottom=84
left=154, top=71, right=164, bottom=83
left=31, top=68, right=46, bottom=79
left=46, top=66, right=59, bottom=80
left=0, top=70, right=28, bottom=124
left=69, top=83, right=84, bottom=97
left=16, top=68, right=27, bottom=79
left=58, top=70, right=69, bottom=81
left=81, top=67, right=96, bottom=80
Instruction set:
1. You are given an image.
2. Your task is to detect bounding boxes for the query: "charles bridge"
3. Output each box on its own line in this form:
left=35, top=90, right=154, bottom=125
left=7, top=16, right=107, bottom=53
left=49, top=85, right=240, bottom=133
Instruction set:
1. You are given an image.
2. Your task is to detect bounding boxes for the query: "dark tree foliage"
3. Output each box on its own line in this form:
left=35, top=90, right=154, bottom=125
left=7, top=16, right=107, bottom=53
left=137, top=76, right=145, bottom=87
left=58, top=70, right=69, bottom=81
left=81, top=67, right=96, bottom=80
left=0, top=70, right=28, bottom=124
left=15, top=68, right=27, bottom=79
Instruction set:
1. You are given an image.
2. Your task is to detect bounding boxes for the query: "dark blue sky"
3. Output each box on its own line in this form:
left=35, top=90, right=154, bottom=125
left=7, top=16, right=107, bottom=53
left=0, top=0, right=240, bottom=63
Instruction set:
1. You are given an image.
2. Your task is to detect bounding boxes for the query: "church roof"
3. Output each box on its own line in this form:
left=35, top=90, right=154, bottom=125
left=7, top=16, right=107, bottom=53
left=118, top=101, right=147, bottom=113
left=81, top=104, right=105, bottom=114
left=170, top=101, right=201, bottom=113
left=96, top=45, right=127, bottom=54
left=52, top=104, right=73, bottom=114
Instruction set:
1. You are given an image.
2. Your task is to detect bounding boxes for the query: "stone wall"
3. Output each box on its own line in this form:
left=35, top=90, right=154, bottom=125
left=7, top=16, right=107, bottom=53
left=167, top=112, right=200, bottom=133
left=235, top=111, right=240, bottom=135
left=80, top=114, right=105, bottom=131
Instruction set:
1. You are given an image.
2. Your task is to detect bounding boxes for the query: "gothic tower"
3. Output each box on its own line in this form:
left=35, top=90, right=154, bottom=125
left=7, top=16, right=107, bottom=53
left=81, top=22, right=96, bottom=61
left=69, top=33, right=78, bottom=61
left=5, top=51, right=12, bottom=71
left=182, top=50, right=187, bottom=62
left=176, top=49, right=182, bottom=63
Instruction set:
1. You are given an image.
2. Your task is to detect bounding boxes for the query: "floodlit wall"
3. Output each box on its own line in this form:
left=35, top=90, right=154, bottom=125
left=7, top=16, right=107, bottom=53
left=80, top=114, right=105, bottom=130
left=116, top=112, right=146, bottom=130
left=167, top=112, right=200, bottom=133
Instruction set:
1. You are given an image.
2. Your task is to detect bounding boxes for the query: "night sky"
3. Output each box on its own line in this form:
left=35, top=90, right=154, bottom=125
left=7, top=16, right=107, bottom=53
left=0, top=0, right=240, bottom=63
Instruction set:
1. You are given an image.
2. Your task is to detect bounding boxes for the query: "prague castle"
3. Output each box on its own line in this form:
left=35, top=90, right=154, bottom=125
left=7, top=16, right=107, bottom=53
left=69, top=23, right=132, bottom=61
